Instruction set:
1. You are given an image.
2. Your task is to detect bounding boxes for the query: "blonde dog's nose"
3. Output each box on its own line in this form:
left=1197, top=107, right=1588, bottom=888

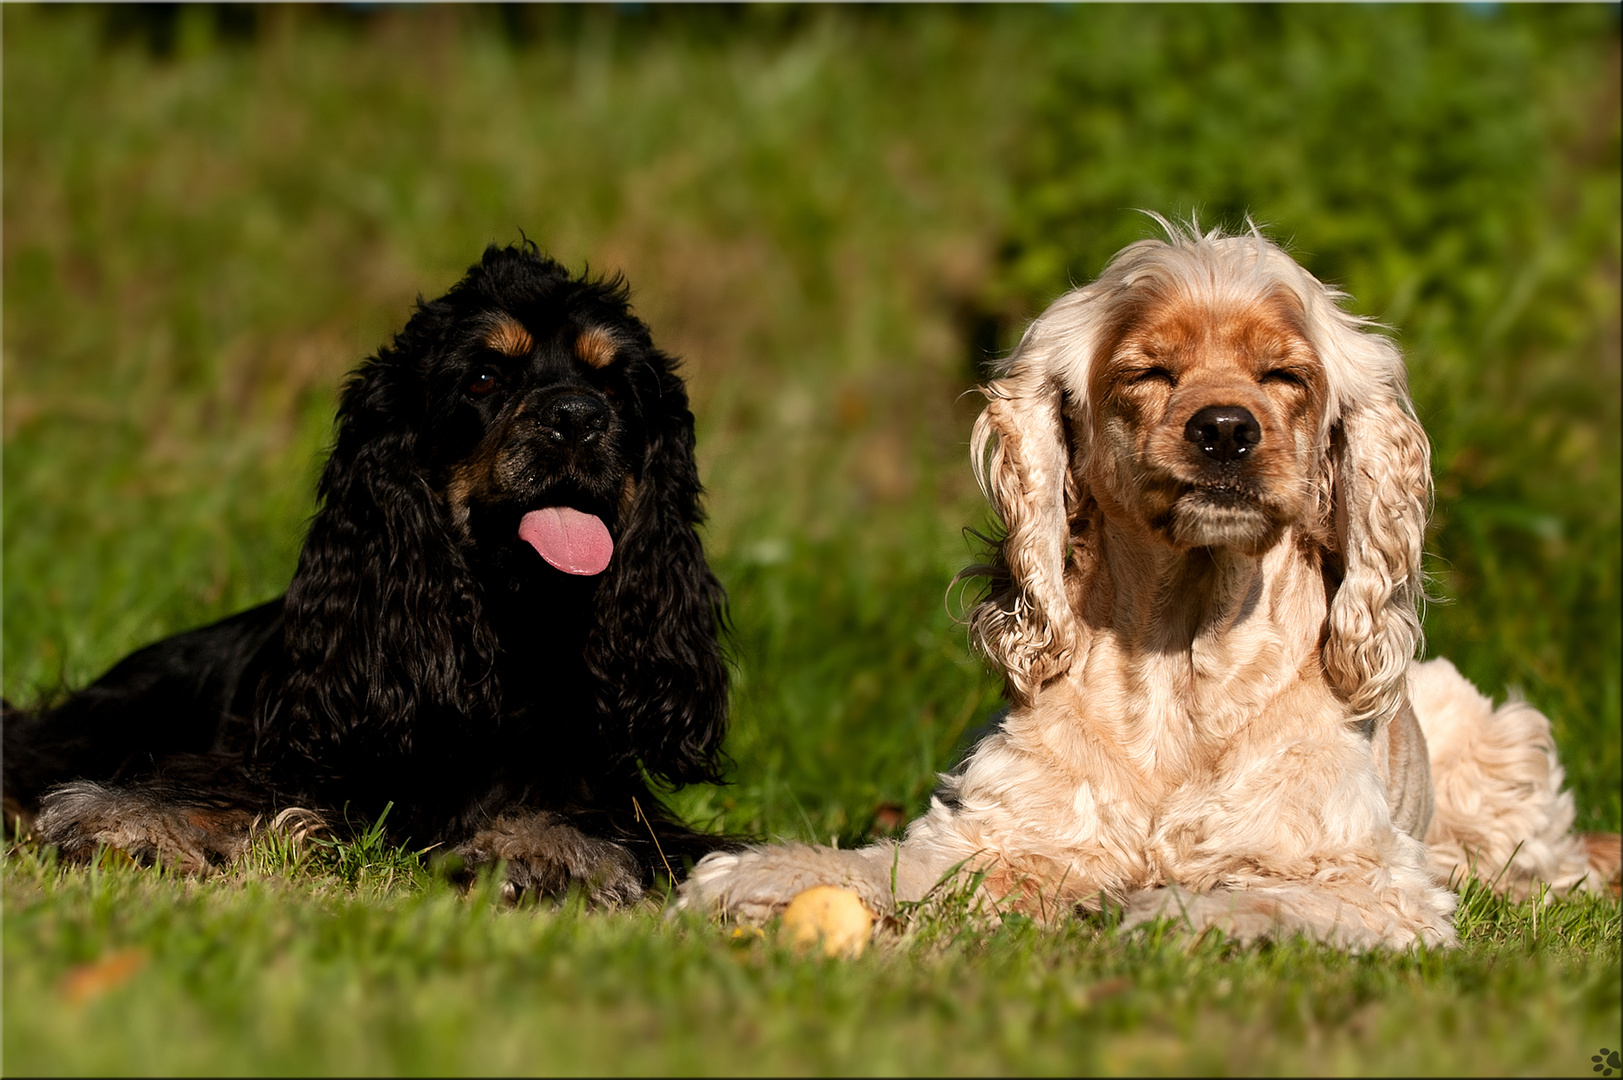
left=1184, top=405, right=1259, bottom=462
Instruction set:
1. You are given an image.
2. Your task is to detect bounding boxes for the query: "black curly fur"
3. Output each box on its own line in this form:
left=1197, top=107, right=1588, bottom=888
left=3, top=243, right=734, bottom=899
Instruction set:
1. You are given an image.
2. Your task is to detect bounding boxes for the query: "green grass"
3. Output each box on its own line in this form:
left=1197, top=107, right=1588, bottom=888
left=3, top=5, right=1619, bottom=1075
left=5, top=838, right=1619, bottom=1077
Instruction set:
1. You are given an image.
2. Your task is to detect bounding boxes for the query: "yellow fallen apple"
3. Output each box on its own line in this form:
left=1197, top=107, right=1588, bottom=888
left=780, top=885, right=874, bottom=958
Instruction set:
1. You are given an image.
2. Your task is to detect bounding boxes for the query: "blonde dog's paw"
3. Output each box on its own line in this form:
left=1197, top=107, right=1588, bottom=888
left=676, top=843, right=895, bottom=924
left=1122, top=883, right=1454, bottom=950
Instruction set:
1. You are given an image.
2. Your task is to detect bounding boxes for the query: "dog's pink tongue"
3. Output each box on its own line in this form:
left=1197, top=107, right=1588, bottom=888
left=518, top=507, right=614, bottom=576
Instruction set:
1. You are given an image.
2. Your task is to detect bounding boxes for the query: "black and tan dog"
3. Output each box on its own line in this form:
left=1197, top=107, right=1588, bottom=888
left=4, top=243, right=732, bottom=903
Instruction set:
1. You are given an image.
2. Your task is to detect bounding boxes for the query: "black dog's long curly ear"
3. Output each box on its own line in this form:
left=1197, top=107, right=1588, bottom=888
left=587, top=361, right=729, bottom=786
left=256, top=357, right=499, bottom=782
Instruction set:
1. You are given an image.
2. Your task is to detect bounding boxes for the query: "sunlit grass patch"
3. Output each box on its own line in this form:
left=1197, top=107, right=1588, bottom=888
left=5, top=838, right=1618, bottom=1076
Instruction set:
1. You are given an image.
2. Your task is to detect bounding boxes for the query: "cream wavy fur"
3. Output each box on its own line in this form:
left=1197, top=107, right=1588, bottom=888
left=680, top=222, right=1619, bottom=948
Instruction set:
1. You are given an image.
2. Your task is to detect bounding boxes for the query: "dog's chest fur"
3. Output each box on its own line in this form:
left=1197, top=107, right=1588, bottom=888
left=947, top=529, right=1394, bottom=896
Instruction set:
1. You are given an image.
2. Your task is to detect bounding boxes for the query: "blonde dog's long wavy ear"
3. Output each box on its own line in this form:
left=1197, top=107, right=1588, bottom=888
left=966, top=290, right=1104, bottom=707
left=1317, top=315, right=1432, bottom=737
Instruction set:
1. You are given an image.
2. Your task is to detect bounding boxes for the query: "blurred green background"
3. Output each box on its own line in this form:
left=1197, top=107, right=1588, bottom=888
left=4, top=3, right=1618, bottom=841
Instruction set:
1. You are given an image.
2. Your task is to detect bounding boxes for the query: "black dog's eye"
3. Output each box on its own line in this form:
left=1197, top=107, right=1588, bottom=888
left=1129, top=366, right=1176, bottom=386
left=1261, top=368, right=1306, bottom=388
left=466, top=368, right=502, bottom=398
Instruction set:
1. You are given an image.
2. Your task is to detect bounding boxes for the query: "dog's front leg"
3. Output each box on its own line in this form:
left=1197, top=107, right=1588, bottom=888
left=34, top=781, right=258, bottom=873
left=678, top=841, right=904, bottom=923
left=676, top=808, right=992, bottom=924
left=453, top=810, right=643, bottom=906
left=1120, top=874, right=1457, bottom=950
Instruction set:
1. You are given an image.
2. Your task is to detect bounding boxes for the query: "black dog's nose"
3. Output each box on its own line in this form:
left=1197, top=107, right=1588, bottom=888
left=1184, top=405, right=1260, bottom=463
left=537, top=393, right=610, bottom=446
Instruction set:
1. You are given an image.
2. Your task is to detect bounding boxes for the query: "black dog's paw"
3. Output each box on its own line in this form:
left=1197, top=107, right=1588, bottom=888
left=34, top=781, right=256, bottom=874
left=452, top=810, right=643, bottom=907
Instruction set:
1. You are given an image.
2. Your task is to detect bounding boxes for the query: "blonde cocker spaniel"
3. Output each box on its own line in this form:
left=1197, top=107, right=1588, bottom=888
left=680, top=222, right=1619, bottom=948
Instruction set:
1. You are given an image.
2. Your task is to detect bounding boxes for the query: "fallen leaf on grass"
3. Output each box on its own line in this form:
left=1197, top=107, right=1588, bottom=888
left=1082, top=977, right=1133, bottom=1006
left=868, top=802, right=907, bottom=837
left=59, top=948, right=147, bottom=1005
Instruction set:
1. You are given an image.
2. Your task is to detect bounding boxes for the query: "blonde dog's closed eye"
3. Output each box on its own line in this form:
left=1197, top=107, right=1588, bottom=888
left=679, top=219, right=1619, bottom=948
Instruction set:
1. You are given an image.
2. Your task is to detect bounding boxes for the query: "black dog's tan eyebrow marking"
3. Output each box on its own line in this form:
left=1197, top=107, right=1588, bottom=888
left=482, top=313, right=534, bottom=357
left=575, top=326, right=620, bottom=369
